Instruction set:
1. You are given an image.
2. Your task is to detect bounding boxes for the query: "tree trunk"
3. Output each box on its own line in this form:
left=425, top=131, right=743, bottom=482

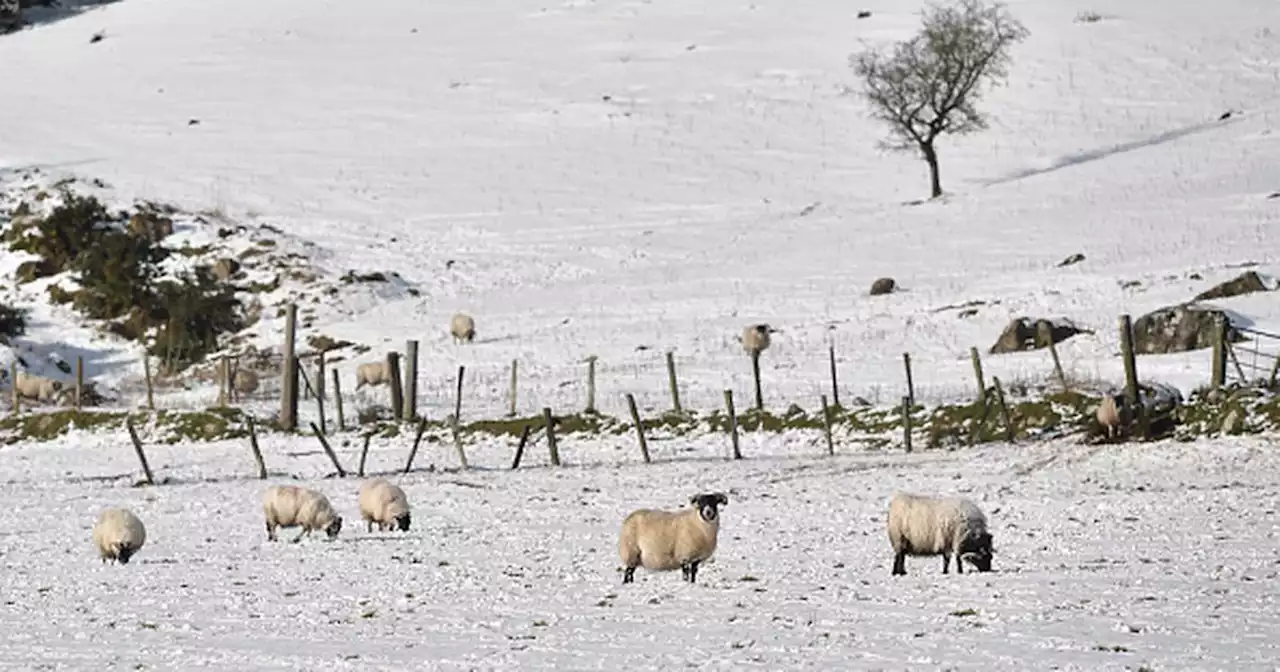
left=921, top=141, right=942, bottom=199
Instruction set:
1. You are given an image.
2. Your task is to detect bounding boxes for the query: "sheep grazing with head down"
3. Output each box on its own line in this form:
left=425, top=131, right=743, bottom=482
left=450, top=312, right=476, bottom=344
left=618, top=492, right=728, bottom=585
left=92, top=507, right=147, bottom=565
left=262, top=485, right=343, bottom=543
left=741, top=324, right=772, bottom=357
left=887, top=491, right=993, bottom=576
left=358, top=478, right=411, bottom=533
left=14, top=371, right=63, bottom=403
left=355, top=361, right=390, bottom=389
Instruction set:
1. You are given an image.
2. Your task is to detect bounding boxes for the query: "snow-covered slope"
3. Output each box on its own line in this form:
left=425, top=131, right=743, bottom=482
left=2, top=0, right=1278, bottom=420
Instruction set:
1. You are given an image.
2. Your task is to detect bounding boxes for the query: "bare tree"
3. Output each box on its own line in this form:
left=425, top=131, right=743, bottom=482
left=851, top=0, right=1029, bottom=199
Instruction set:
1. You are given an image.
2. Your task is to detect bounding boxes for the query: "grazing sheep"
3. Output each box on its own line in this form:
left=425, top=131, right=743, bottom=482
left=355, top=361, right=390, bottom=389
left=450, top=312, right=476, bottom=344
left=618, top=492, right=728, bottom=585
left=887, top=491, right=993, bottom=576
left=358, top=478, right=411, bottom=533
left=92, top=507, right=147, bottom=565
left=741, top=324, right=772, bottom=357
left=14, top=371, right=63, bottom=403
left=216, top=366, right=260, bottom=396
left=1096, top=394, right=1131, bottom=439
left=262, top=485, right=343, bottom=543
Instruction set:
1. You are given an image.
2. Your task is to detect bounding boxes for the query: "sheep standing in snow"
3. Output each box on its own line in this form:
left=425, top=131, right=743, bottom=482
left=355, top=361, right=390, bottom=390
left=741, top=324, right=772, bottom=357
left=618, top=492, right=728, bottom=585
left=450, top=312, right=476, bottom=344
left=1095, top=394, right=1131, bottom=440
left=887, top=491, right=993, bottom=576
left=14, top=371, right=63, bottom=403
left=92, top=507, right=147, bottom=565
left=262, top=485, right=343, bottom=542
left=358, top=478, right=411, bottom=533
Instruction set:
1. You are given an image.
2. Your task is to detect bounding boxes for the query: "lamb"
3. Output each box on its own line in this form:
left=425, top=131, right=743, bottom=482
left=262, top=485, right=344, bottom=542
left=450, top=312, right=476, bottom=344
left=355, top=361, right=390, bottom=389
left=358, top=478, right=411, bottom=533
left=92, top=507, right=147, bottom=565
left=618, top=492, right=728, bottom=585
left=741, top=324, right=772, bottom=357
left=13, top=371, right=63, bottom=403
left=887, top=491, right=993, bottom=576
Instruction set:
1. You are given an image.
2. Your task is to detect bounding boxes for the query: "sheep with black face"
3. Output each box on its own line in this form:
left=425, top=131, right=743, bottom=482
left=887, top=491, right=993, bottom=576
left=263, top=485, right=343, bottom=543
left=741, top=324, right=773, bottom=357
left=618, top=492, right=728, bottom=585
left=92, top=507, right=147, bottom=565
left=358, top=478, right=411, bottom=533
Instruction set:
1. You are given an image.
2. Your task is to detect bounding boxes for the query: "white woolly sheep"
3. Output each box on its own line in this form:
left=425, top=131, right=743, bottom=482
left=217, top=367, right=260, bottom=395
left=358, top=478, right=411, bottom=533
left=14, top=371, right=63, bottom=403
left=355, top=361, right=390, bottom=389
left=1096, top=394, right=1131, bottom=439
left=92, top=507, right=147, bottom=565
left=618, top=492, right=728, bottom=585
left=741, top=324, right=772, bottom=357
left=262, top=485, right=343, bottom=542
left=887, top=491, right=993, bottom=576
left=450, top=312, right=476, bottom=344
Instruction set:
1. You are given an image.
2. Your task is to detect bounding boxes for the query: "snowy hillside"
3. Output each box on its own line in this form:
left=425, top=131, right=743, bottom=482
left=0, top=0, right=1277, bottom=421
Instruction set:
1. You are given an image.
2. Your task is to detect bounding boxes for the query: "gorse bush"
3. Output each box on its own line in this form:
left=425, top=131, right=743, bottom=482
left=5, top=190, right=246, bottom=371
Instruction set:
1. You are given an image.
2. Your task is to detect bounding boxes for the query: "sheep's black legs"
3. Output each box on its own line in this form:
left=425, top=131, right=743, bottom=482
left=687, top=561, right=700, bottom=584
left=623, top=566, right=636, bottom=584
left=955, top=554, right=964, bottom=575
left=941, top=554, right=951, bottom=574
left=265, top=522, right=277, bottom=542
left=892, top=552, right=907, bottom=576
left=681, top=564, right=690, bottom=582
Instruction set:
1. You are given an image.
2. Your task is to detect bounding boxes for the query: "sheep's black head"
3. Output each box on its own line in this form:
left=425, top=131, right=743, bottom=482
left=961, top=531, right=994, bottom=572
left=690, top=493, right=729, bottom=522
left=325, top=516, right=344, bottom=540
left=116, top=545, right=134, bottom=565
left=395, top=512, right=411, bottom=532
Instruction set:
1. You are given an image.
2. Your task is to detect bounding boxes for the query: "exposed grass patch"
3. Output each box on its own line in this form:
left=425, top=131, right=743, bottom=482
left=0, top=407, right=249, bottom=445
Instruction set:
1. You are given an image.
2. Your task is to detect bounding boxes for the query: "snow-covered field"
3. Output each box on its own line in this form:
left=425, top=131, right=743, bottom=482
left=0, top=0, right=1278, bottom=420
left=3, top=431, right=1280, bottom=670
left=2, top=0, right=1280, bottom=668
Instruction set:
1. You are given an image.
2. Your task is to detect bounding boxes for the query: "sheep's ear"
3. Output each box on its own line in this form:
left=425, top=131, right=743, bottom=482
left=714, top=493, right=728, bottom=507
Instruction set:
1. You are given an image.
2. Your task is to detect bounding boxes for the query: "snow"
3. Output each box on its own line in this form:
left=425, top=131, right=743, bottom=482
left=4, top=431, right=1280, bottom=669
left=0, top=0, right=1279, bottom=667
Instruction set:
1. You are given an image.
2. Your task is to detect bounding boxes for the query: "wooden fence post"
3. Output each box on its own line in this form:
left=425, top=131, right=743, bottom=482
left=246, top=416, right=267, bottom=479
left=315, top=351, right=327, bottom=432
left=970, top=346, right=987, bottom=405
left=386, top=352, right=403, bottom=421
left=9, top=361, right=18, bottom=415
left=585, top=356, right=597, bottom=414
left=280, top=304, right=299, bottom=431
left=666, top=351, right=682, bottom=414
left=828, top=342, right=840, bottom=407
left=751, top=351, right=764, bottom=411
left=403, top=417, right=429, bottom=474
left=1211, top=314, right=1227, bottom=388
left=1039, top=323, right=1068, bottom=392
left=1118, top=314, right=1145, bottom=437
left=75, top=356, right=84, bottom=410
left=724, top=389, right=741, bottom=460
left=218, top=357, right=229, bottom=407
left=357, top=433, right=372, bottom=477
left=125, top=418, right=156, bottom=485
left=142, top=354, right=155, bottom=411
left=625, top=393, right=651, bottom=463
left=511, top=424, right=532, bottom=470
left=991, top=376, right=1015, bottom=442
left=310, top=422, right=347, bottom=477
left=902, top=352, right=915, bottom=408
left=901, top=396, right=912, bottom=453
left=820, top=394, right=834, bottom=456
left=508, top=359, right=518, bottom=417
left=403, top=340, right=418, bottom=421
left=543, top=407, right=561, bottom=466
left=331, top=369, right=345, bottom=432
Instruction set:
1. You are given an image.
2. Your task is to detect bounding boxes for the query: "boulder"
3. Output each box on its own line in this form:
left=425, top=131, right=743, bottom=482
left=1057, top=253, right=1085, bottom=267
left=1130, top=303, right=1242, bottom=354
left=1193, top=270, right=1276, bottom=302
left=869, top=277, right=896, bottom=296
left=989, top=317, right=1086, bottom=354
